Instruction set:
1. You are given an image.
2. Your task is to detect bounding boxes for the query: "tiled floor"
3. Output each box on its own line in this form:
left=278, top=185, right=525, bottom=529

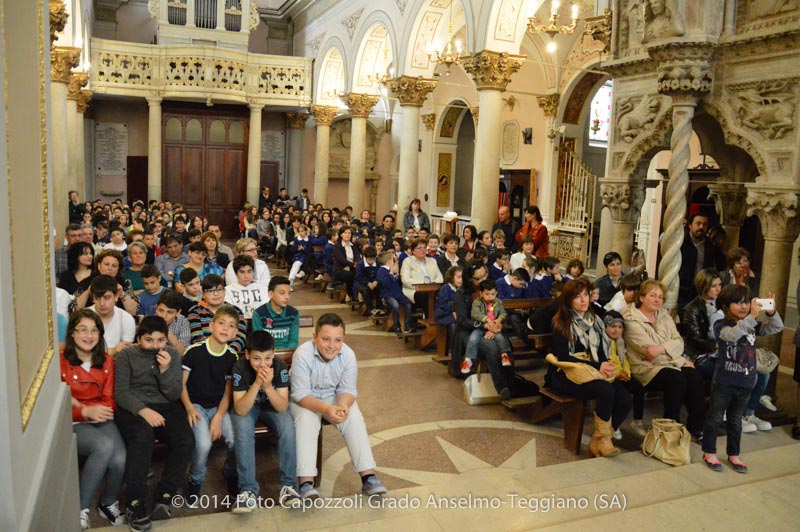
left=90, top=265, right=800, bottom=531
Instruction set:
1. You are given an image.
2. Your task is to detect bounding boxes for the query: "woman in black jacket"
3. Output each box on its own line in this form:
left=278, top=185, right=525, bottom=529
left=332, top=225, right=361, bottom=302
left=681, top=268, right=722, bottom=381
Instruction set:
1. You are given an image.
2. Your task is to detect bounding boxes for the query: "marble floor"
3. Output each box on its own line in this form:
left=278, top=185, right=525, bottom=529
left=91, top=265, right=800, bottom=531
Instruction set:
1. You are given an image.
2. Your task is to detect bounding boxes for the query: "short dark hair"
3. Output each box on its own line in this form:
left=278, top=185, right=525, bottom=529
left=246, top=330, right=275, bottom=353
left=603, top=252, right=622, bottom=267
left=444, top=265, right=463, bottom=285
left=157, top=290, right=184, bottom=310
left=620, top=273, right=642, bottom=292
left=442, top=233, right=459, bottom=245
left=510, top=268, right=530, bottom=283
left=233, top=254, right=255, bottom=273
left=315, top=312, right=345, bottom=333
left=543, top=257, right=561, bottom=271
left=479, top=279, right=498, bottom=292
left=363, top=246, right=377, bottom=259
left=89, top=274, right=117, bottom=297
left=136, top=315, right=169, bottom=339
left=165, top=236, right=182, bottom=246
left=687, top=212, right=709, bottom=225
left=179, top=267, right=198, bottom=284
left=188, top=242, right=206, bottom=254
left=268, top=275, right=290, bottom=292
left=201, top=274, right=224, bottom=291
left=141, top=264, right=160, bottom=279
left=493, top=249, right=510, bottom=261
left=717, top=284, right=751, bottom=311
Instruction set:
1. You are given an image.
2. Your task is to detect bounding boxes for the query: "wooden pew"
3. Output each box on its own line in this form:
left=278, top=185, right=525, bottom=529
left=411, top=282, right=442, bottom=349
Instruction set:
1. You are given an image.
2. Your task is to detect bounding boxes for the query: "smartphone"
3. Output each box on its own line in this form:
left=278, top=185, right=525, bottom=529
left=755, top=298, right=774, bottom=312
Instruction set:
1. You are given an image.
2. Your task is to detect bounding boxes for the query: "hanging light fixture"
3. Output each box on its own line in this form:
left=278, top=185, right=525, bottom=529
left=427, top=2, right=464, bottom=72
left=528, top=0, right=579, bottom=53
left=367, top=48, right=394, bottom=85
left=590, top=110, right=601, bottom=135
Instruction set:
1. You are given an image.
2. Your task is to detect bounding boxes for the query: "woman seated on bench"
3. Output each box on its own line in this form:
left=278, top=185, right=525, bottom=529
left=623, top=279, right=706, bottom=440
left=547, top=277, right=632, bottom=458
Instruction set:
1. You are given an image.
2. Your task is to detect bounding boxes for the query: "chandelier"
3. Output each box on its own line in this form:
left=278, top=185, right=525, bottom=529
left=427, top=3, right=464, bottom=71
left=367, top=48, right=394, bottom=85
left=527, top=0, right=579, bottom=53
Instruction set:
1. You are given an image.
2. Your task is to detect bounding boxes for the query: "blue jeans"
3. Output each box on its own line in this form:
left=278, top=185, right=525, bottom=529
left=702, top=382, right=751, bottom=456
left=384, top=297, right=413, bottom=330
left=745, top=372, right=769, bottom=414
left=465, top=329, right=510, bottom=360
left=74, top=421, right=126, bottom=509
left=231, top=405, right=297, bottom=493
left=188, top=405, right=235, bottom=485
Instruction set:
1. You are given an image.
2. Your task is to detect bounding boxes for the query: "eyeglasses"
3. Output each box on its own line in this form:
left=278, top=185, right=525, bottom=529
left=204, top=288, right=224, bottom=294
left=74, top=327, right=100, bottom=335
left=242, top=247, right=257, bottom=253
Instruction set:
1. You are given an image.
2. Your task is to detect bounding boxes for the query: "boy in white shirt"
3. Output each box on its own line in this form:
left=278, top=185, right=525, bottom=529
left=88, top=274, right=136, bottom=356
left=225, top=255, right=270, bottom=321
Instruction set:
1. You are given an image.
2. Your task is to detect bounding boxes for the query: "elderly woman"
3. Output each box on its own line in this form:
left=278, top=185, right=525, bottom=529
left=623, top=279, right=705, bottom=439
left=123, top=241, right=149, bottom=292
left=400, top=238, right=444, bottom=310
left=224, top=237, right=271, bottom=287
left=681, top=268, right=722, bottom=380
left=402, top=198, right=431, bottom=233
left=547, top=277, right=632, bottom=457
left=721, top=247, right=759, bottom=296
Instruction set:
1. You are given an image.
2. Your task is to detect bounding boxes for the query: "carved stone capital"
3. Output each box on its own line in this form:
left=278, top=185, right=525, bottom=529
left=707, top=183, right=748, bottom=228
left=66, top=71, right=89, bottom=100
left=421, top=113, right=436, bottom=131
left=583, top=9, right=612, bottom=54
left=745, top=185, right=800, bottom=242
left=77, top=89, right=93, bottom=113
left=49, top=1, right=68, bottom=46
left=311, top=105, right=339, bottom=126
left=462, top=51, right=524, bottom=91
left=387, top=76, right=437, bottom=107
left=537, top=94, right=560, bottom=118
left=286, top=112, right=310, bottom=129
left=651, top=44, right=714, bottom=98
left=342, top=93, right=379, bottom=118
left=50, top=46, right=81, bottom=84
left=599, top=179, right=645, bottom=223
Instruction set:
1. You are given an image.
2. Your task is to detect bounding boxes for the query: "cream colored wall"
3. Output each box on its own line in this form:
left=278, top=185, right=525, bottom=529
left=92, top=99, right=149, bottom=155
left=501, top=58, right=549, bottom=172
left=114, top=2, right=156, bottom=44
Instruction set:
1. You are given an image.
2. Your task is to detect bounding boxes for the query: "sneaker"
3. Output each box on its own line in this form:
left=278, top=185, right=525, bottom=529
left=97, top=500, right=125, bottom=526
left=744, top=415, right=772, bottom=431
left=150, top=494, right=172, bottom=521
left=741, top=417, right=758, bottom=433
left=361, top=476, right=387, bottom=496
left=759, top=395, right=778, bottom=412
left=126, top=500, right=152, bottom=532
left=279, top=485, right=301, bottom=508
left=80, top=508, right=90, bottom=530
left=395, top=327, right=403, bottom=339
left=233, top=491, right=257, bottom=514
left=185, top=482, right=201, bottom=509
left=296, top=270, right=306, bottom=279
left=299, top=482, right=320, bottom=500
left=460, top=358, right=473, bottom=374
left=612, top=428, right=622, bottom=440
left=314, top=274, right=324, bottom=281
left=374, top=309, right=387, bottom=317
left=326, top=284, right=336, bottom=291
left=500, top=353, right=512, bottom=367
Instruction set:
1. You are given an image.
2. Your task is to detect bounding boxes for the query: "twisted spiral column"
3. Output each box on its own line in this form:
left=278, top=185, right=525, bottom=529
left=658, top=99, right=695, bottom=311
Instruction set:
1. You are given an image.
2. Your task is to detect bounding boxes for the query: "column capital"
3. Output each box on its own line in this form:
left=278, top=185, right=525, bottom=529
left=651, top=43, right=714, bottom=102
left=286, top=112, right=310, bottom=129
left=49, top=1, right=68, bottom=46
left=66, top=71, right=89, bottom=100
left=311, top=105, right=339, bottom=126
left=470, top=106, right=479, bottom=126
left=146, top=96, right=163, bottom=105
left=599, top=179, right=646, bottom=224
left=421, top=113, right=436, bottom=131
left=50, top=46, right=80, bottom=84
left=342, top=93, right=380, bottom=118
left=76, top=90, right=93, bottom=113
left=745, top=184, right=800, bottom=242
left=386, top=76, right=437, bottom=107
left=462, top=50, right=524, bottom=91
left=707, top=182, right=748, bottom=227
left=247, top=100, right=265, bottom=111
left=536, top=94, right=560, bottom=118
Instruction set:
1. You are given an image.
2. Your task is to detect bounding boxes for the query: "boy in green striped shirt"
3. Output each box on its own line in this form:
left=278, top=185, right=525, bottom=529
left=251, top=276, right=300, bottom=350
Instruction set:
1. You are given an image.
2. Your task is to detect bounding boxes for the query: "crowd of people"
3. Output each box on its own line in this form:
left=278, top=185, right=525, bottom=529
left=57, top=191, right=799, bottom=530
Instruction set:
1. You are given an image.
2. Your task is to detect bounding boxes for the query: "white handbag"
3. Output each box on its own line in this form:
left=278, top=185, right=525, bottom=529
left=463, top=368, right=500, bottom=405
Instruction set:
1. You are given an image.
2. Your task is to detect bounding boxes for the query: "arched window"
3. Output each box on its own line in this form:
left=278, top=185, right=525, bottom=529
left=589, top=81, right=613, bottom=144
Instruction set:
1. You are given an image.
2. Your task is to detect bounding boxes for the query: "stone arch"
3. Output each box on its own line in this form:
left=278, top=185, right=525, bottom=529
left=400, top=0, right=475, bottom=78
left=519, top=31, right=556, bottom=90
left=696, top=101, right=767, bottom=180
left=315, top=38, right=349, bottom=104
left=477, top=0, right=547, bottom=53
left=620, top=109, right=673, bottom=181
left=351, top=14, right=398, bottom=95
left=432, top=99, right=475, bottom=215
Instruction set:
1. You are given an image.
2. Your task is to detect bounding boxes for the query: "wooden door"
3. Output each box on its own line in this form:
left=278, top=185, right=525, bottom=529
left=127, top=156, right=148, bottom=205
left=260, top=161, right=279, bottom=194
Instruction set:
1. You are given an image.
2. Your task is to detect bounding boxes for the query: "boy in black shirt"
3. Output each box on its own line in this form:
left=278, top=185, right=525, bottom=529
left=230, top=331, right=299, bottom=512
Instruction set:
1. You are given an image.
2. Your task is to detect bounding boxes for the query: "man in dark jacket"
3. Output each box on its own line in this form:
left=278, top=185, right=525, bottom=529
left=491, top=206, right=520, bottom=252
left=678, top=212, right=725, bottom=312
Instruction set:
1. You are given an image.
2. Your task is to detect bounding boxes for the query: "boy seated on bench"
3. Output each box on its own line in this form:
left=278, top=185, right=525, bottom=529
left=376, top=251, right=415, bottom=338
left=230, top=330, right=300, bottom=513
left=497, top=268, right=532, bottom=347
left=251, top=276, right=300, bottom=350
left=290, top=313, right=387, bottom=499
left=354, top=246, right=381, bottom=317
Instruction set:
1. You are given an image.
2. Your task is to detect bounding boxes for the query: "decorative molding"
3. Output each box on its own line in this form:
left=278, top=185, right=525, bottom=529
left=583, top=9, right=612, bottom=54
left=599, top=180, right=646, bottom=223
left=536, top=94, right=560, bottom=118
left=341, top=8, right=364, bottom=40
left=745, top=186, right=800, bottom=241
left=616, top=94, right=664, bottom=143
left=50, top=46, right=80, bottom=84
left=469, top=106, right=479, bottom=126
left=620, top=110, right=672, bottom=176
left=311, top=104, right=339, bottom=126
left=395, top=0, right=408, bottom=15
left=147, top=0, right=158, bottom=19
left=49, top=0, right=68, bottom=46
left=343, top=93, right=379, bottom=118
left=421, top=113, right=436, bottom=131
left=462, top=51, right=525, bottom=91
left=727, top=78, right=797, bottom=140
left=707, top=183, right=748, bottom=228
left=286, top=112, right=310, bottom=129
left=77, top=89, right=93, bottom=113
left=66, top=71, right=89, bottom=100
left=699, top=101, right=767, bottom=179
left=308, top=35, right=324, bottom=57
left=249, top=3, right=260, bottom=30
left=386, top=76, right=437, bottom=107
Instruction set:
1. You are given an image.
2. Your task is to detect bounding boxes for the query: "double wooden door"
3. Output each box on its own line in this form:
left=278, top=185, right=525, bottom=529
left=163, top=108, right=248, bottom=237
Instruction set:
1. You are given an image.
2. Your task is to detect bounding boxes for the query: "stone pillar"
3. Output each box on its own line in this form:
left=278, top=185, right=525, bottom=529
left=651, top=45, right=713, bottom=311
left=75, top=90, right=92, bottom=199
left=311, top=105, right=339, bottom=207
left=246, top=102, right=264, bottom=206
left=343, top=93, right=379, bottom=212
left=66, top=71, right=88, bottom=201
left=707, top=182, right=748, bottom=249
left=50, top=46, right=80, bottom=232
left=217, top=0, right=226, bottom=30
left=186, top=0, right=196, bottom=28
left=286, top=112, right=310, bottom=197
left=536, top=94, right=560, bottom=224
left=599, top=179, right=646, bottom=268
left=462, top=51, right=524, bottom=231
left=387, top=76, right=437, bottom=211
left=147, top=96, right=163, bottom=202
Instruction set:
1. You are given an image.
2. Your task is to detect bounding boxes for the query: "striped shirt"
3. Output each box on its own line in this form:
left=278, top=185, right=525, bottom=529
left=251, top=302, right=300, bottom=351
left=186, top=302, right=247, bottom=354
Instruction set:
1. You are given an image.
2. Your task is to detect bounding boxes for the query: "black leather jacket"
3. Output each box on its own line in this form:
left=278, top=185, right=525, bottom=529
left=681, top=296, right=716, bottom=360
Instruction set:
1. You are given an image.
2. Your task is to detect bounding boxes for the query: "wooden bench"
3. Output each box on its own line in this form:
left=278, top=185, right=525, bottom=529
left=510, top=385, right=587, bottom=454
left=412, top=282, right=443, bottom=350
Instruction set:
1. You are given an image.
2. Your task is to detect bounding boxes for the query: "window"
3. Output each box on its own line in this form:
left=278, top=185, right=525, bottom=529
left=588, top=81, right=612, bottom=145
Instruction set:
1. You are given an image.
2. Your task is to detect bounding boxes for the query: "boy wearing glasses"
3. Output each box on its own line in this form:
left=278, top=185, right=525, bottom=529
left=187, top=274, right=247, bottom=354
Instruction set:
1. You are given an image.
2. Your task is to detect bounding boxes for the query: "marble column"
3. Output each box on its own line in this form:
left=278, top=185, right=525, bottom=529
left=387, top=76, right=437, bottom=212
left=311, top=105, right=339, bottom=207
left=66, top=71, right=88, bottom=201
left=76, top=90, right=92, bottom=199
left=147, top=96, right=163, bottom=202
left=707, top=182, right=748, bottom=249
left=343, top=93, right=379, bottom=212
left=462, top=51, right=524, bottom=231
left=599, top=178, right=646, bottom=268
left=246, top=103, right=264, bottom=206
left=536, top=94, right=560, bottom=225
left=286, top=112, right=310, bottom=197
left=50, top=46, right=80, bottom=233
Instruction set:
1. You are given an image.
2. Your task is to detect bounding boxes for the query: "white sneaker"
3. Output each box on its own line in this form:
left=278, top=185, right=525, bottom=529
left=97, top=500, right=125, bottom=525
left=744, top=414, right=772, bottom=431
left=314, top=274, right=324, bottom=281
left=296, top=270, right=306, bottom=279
left=233, top=491, right=257, bottom=514
left=279, top=485, right=301, bottom=508
left=741, top=416, right=758, bottom=433
left=80, top=508, right=90, bottom=530
left=759, top=395, right=778, bottom=412
left=612, top=428, right=622, bottom=440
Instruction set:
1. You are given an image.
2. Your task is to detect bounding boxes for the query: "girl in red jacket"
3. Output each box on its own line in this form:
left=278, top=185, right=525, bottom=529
left=61, top=309, right=126, bottom=529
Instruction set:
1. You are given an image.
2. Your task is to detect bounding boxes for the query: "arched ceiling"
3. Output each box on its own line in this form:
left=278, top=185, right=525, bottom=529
left=352, top=23, right=394, bottom=95
left=317, top=46, right=346, bottom=105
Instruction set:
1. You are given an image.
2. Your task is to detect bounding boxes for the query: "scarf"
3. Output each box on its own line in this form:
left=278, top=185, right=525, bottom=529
left=570, top=310, right=603, bottom=363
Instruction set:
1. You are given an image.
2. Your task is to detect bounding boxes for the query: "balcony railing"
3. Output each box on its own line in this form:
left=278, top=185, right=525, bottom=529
left=90, top=38, right=312, bottom=107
